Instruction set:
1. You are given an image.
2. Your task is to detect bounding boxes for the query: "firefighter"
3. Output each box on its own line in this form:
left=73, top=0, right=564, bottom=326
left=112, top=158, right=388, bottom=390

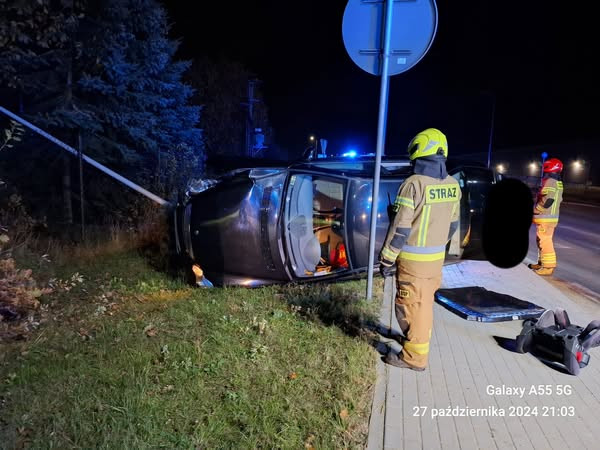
left=528, top=157, right=563, bottom=276
left=378, top=128, right=460, bottom=371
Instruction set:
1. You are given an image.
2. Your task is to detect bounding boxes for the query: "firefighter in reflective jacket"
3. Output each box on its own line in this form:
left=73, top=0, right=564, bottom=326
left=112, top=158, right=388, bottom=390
left=378, top=128, right=460, bottom=371
left=528, top=157, right=563, bottom=276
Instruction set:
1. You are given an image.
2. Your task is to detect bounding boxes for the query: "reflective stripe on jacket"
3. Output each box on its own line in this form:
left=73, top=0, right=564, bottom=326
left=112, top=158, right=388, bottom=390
left=533, top=177, right=563, bottom=224
left=380, top=174, right=461, bottom=278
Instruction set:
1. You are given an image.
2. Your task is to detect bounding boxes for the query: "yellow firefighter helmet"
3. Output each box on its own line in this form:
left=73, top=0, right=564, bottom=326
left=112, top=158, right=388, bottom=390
left=407, top=128, right=448, bottom=160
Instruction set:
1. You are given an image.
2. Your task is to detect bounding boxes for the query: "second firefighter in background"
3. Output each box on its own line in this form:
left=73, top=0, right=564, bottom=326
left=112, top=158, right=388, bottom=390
left=379, top=128, right=460, bottom=371
left=529, top=158, right=564, bottom=276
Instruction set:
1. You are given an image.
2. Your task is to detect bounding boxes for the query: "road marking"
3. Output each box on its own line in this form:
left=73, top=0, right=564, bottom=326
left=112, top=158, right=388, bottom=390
left=527, top=242, right=571, bottom=251
left=557, top=281, right=600, bottom=303
left=554, top=243, right=572, bottom=249
left=523, top=261, right=600, bottom=303
left=557, top=225, right=600, bottom=241
left=562, top=201, right=600, bottom=209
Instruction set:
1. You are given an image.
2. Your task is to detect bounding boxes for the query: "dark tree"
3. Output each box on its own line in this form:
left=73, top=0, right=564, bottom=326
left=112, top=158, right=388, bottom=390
left=78, top=0, right=203, bottom=194
left=0, top=0, right=90, bottom=225
left=1, top=0, right=204, bottom=228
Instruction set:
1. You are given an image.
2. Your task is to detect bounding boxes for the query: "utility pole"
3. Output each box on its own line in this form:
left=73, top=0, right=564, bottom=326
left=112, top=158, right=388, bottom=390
left=487, top=93, right=496, bottom=169
left=62, top=59, right=73, bottom=225
left=246, top=79, right=256, bottom=158
left=244, top=79, right=264, bottom=158
left=78, top=130, right=85, bottom=242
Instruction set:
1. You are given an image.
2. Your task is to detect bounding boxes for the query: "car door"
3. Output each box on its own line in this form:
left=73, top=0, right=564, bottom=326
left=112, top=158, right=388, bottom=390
left=448, top=166, right=495, bottom=257
left=344, top=177, right=405, bottom=270
left=282, top=172, right=351, bottom=279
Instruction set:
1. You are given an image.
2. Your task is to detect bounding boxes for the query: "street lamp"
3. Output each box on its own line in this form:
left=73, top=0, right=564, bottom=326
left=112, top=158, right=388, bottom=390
left=529, top=162, right=537, bottom=173
left=303, top=134, right=319, bottom=160
left=496, top=163, right=505, bottom=173
left=528, top=162, right=538, bottom=185
left=308, top=135, right=318, bottom=153
left=307, top=134, right=330, bottom=159
left=569, top=160, right=586, bottom=185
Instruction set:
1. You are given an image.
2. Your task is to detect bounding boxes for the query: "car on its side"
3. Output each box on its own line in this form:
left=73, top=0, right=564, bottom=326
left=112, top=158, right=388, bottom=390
left=172, top=156, right=498, bottom=286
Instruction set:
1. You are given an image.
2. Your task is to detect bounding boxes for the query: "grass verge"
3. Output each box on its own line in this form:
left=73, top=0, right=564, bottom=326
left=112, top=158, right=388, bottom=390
left=0, top=250, right=381, bottom=449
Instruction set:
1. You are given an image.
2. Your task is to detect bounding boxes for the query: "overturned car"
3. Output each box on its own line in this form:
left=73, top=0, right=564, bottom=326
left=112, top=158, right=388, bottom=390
left=172, top=157, right=498, bottom=286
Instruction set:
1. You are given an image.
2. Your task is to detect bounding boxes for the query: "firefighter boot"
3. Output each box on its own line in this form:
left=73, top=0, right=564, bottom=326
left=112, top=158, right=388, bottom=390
left=378, top=329, right=406, bottom=346
left=528, top=263, right=542, bottom=270
left=534, top=266, right=554, bottom=276
left=384, top=351, right=425, bottom=371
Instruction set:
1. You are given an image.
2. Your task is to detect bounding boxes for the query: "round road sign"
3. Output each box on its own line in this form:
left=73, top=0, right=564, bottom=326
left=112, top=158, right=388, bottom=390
left=342, top=0, right=438, bottom=76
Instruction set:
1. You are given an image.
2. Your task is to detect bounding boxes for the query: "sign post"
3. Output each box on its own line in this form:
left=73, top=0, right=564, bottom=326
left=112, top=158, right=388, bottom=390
left=366, top=0, right=394, bottom=302
left=342, top=0, right=438, bottom=300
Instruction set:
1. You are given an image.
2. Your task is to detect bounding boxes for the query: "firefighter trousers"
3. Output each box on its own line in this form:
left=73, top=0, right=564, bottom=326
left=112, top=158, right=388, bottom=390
left=394, top=267, right=442, bottom=368
left=535, top=223, right=557, bottom=268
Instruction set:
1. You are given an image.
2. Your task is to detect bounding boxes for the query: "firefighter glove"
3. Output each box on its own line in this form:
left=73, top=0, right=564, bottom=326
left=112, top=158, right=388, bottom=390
left=379, top=262, right=396, bottom=278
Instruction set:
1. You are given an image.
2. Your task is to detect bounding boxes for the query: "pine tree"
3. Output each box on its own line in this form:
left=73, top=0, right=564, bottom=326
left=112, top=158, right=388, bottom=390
left=77, top=0, right=203, bottom=194
left=0, top=0, right=91, bottom=225
left=0, top=0, right=80, bottom=95
left=1, top=0, right=204, bottom=221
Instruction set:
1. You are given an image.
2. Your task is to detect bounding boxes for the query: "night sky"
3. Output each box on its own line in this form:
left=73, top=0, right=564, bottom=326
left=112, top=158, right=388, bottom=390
left=161, top=0, right=598, bottom=159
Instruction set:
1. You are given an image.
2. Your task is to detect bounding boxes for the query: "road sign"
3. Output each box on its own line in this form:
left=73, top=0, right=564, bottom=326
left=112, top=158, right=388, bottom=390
left=342, top=0, right=438, bottom=76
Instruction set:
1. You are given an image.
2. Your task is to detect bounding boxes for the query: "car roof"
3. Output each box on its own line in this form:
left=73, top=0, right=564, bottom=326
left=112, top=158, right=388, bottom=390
left=207, top=155, right=494, bottom=181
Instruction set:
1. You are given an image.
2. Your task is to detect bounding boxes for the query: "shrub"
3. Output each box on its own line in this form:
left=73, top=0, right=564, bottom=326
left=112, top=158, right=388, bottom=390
left=0, top=234, right=51, bottom=341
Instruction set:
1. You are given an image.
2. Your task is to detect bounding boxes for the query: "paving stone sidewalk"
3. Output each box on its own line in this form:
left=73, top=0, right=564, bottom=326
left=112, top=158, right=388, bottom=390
left=367, top=260, right=600, bottom=450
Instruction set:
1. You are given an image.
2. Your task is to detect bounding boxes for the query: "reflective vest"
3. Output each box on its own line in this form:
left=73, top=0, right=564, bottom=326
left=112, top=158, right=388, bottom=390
left=381, top=174, right=461, bottom=278
left=533, top=177, right=563, bottom=224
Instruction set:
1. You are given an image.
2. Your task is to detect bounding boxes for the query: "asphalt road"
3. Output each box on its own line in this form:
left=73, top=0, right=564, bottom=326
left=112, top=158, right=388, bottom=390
left=526, top=202, right=600, bottom=297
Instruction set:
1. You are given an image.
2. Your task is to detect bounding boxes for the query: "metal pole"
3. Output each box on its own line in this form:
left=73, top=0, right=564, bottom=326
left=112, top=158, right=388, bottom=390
left=157, top=148, right=160, bottom=185
left=366, top=0, right=394, bottom=301
left=487, top=93, right=496, bottom=169
left=0, top=106, right=169, bottom=206
left=584, top=161, right=591, bottom=195
left=78, top=130, right=85, bottom=241
left=248, top=80, right=255, bottom=158
left=540, top=153, right=547, bottom=188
